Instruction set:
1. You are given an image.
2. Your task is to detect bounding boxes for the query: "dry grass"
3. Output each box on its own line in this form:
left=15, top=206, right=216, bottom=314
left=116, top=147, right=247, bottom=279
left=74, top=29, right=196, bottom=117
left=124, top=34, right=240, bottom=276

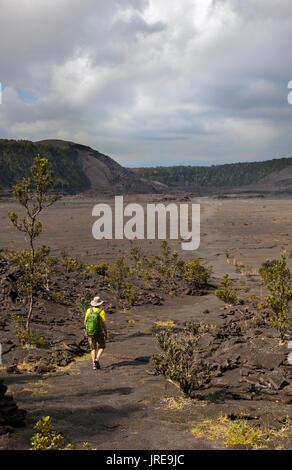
left=17, top=360, right=47, bottom=373
left=161, top=397, right=187, bottom=410
left=22, top=379, right=49, bottom=395
left=226, top=255, right=259, bottom=276
left=153, top=319, right=176, bottom=329
left=191, top=415, right=292, bottom=449
left=57, top=353, right=91, bottom=375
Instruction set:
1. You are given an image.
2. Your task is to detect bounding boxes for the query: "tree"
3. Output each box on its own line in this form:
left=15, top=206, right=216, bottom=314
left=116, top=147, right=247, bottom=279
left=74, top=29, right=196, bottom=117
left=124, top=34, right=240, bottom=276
left=8, top=155, right=61, bottom=331
left=108, top=256, right=129, bottom=298
left=215, top=273, right=238, bottom=305
left=183, top=258, right=212, bottom=287
left=260, top=252, right=292, bottom=340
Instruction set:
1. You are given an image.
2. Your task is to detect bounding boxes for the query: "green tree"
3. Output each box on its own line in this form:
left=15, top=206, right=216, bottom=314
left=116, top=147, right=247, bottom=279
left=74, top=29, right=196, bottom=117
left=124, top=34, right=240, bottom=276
left=183, top=258, right=212, bottom=287
left=260, top=252, right=292, bottom=340
left=108, top=256, right=130, bottom=299
left=8, top=155, right=61, bottom=331
left=259, top=259, right=278, bottom=285
left=215, top=273, right=238, bottom=305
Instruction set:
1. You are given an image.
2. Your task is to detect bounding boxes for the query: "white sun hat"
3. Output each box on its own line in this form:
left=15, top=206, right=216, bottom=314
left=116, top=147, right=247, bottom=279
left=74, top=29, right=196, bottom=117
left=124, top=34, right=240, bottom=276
left=90, top=296, right=104, bottom=307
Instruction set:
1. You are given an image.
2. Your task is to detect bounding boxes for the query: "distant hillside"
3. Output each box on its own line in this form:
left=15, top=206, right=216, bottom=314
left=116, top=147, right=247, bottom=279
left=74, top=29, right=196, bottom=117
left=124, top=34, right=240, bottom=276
left=131, top=157, right=292, bottom=194
left=2, top=139, right=292, bottom=197
left=0, top=139, right=163, bottom=196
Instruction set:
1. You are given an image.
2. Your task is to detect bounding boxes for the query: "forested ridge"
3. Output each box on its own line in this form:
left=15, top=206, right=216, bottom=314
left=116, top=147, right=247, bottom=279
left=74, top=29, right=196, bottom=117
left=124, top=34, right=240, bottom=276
left=1, top=138, right=292, bottom=193
left=131, top=157, right=292, bottom=189
left=0, top=139, right=89, bottom=192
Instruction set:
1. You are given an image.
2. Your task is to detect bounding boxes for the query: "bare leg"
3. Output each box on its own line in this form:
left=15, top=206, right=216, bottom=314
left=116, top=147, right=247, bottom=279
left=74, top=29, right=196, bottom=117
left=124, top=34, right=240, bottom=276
left=96, top=348, right=104, bottom=361
left=91, top=348, right=97, bottom=364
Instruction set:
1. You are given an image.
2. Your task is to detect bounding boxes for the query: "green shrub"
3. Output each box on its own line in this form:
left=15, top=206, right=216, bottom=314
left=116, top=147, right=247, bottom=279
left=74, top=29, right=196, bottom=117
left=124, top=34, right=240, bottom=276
left=11, top=313, right=44, bottom=347
left=215, top=274, right=238, bottom=305
left=108, top=256, right=131, bottom=303
left=75, top=289, right=93, bottom=313
left=59, top=249, right=83, bottom=272
left=259, top=259, right=279, bottom=285
left=152, top=323, right=213, bottom=394
left=30, top=416, right=73, bottom=450
left=87, top=262, right=109, bottom=276
left=260, top=252, right=292, bottom=340
left=183, top=258, right=212, bottom=287
left=124, top=282, right=141, bottom=306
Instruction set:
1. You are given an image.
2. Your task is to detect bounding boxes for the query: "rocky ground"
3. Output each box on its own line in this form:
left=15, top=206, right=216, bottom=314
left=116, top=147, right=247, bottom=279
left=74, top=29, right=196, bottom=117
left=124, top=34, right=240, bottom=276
left=1, top=196, right=292, bottom=449
left=152, top=303, right=292, bottom=405
left=0, top=245, right=211, bottom=449
left=0, top=379, right=25, bottom=436
left=1, top=292, right=292, bottom=450
left=0, top=246, right=205, bottom=372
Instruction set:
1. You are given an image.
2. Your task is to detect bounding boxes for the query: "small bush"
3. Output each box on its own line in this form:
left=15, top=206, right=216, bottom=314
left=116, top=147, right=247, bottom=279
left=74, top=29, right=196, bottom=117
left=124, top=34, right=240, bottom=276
left=124, top=282, right=141, bottom=306
left=260, top=252, right=292, bottom=340
left=152, top=323, right=213, bottom=394
left=11, top=313, right=44, bottom=347
left=87, top=262, right=109, bottom=276
left=215, top=274, right=238, bottom=305
left=259, top=259, right=279, bottom=285
left=183, top=258, right=212, bottom=287
left=30, top=416, right=73, bottom=450
left=75, top=289, right=93, bottom=313
left=108, top=256, right=130, bottom=300
left=252, top=313, right=263, bottom=328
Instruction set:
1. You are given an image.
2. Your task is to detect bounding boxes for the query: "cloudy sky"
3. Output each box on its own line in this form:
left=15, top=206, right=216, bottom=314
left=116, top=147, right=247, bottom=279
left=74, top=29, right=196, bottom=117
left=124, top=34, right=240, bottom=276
left=0, top=0, right=292, bottom=167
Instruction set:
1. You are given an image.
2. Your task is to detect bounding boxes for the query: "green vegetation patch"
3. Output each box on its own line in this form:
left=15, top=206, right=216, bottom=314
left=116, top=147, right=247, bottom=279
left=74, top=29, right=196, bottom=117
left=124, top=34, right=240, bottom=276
left=0, top=139, right=89, bottom=192
left=191, top=415, right=292, bottom=449
left=131, top=157, right=292, bottom=190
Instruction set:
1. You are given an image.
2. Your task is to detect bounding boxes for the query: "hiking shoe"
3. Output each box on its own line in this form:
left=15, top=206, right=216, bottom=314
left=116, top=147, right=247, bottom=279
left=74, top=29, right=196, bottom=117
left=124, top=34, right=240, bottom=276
left=92, top=363, right=97, bottom=370
left=94, top=360, right=101, bottom=369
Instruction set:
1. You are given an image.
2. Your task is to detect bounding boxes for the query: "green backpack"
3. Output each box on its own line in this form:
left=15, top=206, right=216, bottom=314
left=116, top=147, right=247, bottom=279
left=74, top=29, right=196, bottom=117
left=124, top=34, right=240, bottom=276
left=85, top=307, right=102, bottom=337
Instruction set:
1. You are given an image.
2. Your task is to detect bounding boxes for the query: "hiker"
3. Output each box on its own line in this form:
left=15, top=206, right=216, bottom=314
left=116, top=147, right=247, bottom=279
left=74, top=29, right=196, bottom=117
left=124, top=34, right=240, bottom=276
left=84, top=296, right=108, bottom=370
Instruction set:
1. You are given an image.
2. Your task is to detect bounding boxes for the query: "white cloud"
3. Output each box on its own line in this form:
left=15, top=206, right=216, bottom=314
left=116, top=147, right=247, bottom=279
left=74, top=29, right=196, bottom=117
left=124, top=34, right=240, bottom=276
left=0, top=0, right=292, bottom=165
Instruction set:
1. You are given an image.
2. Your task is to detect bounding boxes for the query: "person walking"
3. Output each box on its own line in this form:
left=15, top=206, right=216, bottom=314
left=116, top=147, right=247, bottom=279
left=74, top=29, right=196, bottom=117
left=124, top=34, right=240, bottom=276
left=84, top=296, right=108, bottom=370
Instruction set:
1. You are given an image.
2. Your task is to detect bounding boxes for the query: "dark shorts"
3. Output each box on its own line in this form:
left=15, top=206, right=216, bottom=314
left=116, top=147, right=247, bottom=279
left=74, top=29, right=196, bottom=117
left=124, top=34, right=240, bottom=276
left=88, top=334, right=106, bottom=350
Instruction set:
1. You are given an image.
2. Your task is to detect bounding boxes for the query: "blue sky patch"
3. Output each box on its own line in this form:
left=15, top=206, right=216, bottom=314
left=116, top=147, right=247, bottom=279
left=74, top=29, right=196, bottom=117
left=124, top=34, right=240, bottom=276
left=17, top=88, right=37, bottom=104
